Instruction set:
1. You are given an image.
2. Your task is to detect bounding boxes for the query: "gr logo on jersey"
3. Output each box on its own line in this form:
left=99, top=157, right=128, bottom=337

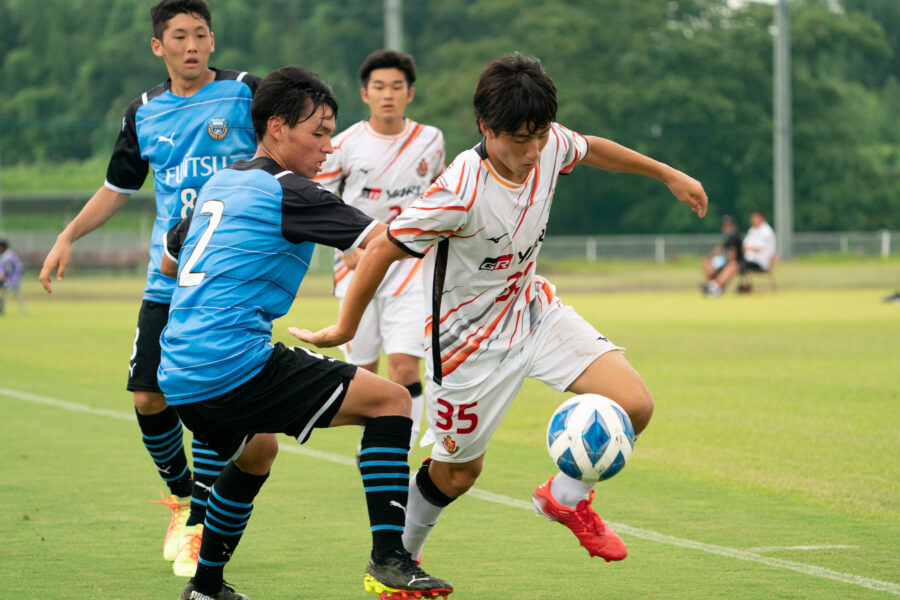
left=207, top=117, right=228, bottom=141
left=479, top=254, right=512, bottom=271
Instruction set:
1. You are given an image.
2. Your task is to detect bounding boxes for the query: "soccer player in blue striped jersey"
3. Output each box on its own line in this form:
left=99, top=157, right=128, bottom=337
left=158, top=66, right=452, bottom=600
left=38, top=0, right=258, bottom=576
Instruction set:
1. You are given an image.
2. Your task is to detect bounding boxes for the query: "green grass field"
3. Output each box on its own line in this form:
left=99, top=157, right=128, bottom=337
left=2, top=262, right=899, bottom=599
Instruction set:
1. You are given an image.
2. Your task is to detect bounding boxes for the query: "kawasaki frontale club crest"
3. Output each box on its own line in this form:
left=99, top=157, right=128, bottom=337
left=207, top=117, right=228, bottom=141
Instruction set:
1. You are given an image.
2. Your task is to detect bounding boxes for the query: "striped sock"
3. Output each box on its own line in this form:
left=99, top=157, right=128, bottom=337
left=191, top=462, right=268, bottom=595
left=187, top=439, right=229, bottom=526
left=358, top=415, right=412, bottom=560
left=135, top=407, right=192, bottom=497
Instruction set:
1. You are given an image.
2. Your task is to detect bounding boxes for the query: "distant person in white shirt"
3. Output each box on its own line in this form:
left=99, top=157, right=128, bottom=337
left=703, top=210, right=776, bottom=296
left=742, top=210, right=777, bottom=272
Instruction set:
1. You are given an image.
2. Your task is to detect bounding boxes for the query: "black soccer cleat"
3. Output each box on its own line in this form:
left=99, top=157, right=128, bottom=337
left=363, top=547, right=453, bottom=599
left=179, top=581, right=249, bottom=600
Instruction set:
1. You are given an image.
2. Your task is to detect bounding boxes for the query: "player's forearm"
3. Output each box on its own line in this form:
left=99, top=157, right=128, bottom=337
left=335, top=234, right=404, bottom=336
left=57, top=186, right=130, bottom=243
left=582, top=136, right=673, bottom=182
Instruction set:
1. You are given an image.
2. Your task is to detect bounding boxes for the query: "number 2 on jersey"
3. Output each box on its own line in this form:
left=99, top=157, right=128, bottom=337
left=178, top=199, right=224, bottom=287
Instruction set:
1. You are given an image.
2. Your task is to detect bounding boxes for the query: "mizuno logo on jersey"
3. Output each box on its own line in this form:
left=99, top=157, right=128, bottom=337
left=479, top=254, right=512, bottom=271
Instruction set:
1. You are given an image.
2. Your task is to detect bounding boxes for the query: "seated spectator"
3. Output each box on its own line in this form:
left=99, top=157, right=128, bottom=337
left=742, top=210, right=777, bottom=273
left=700, top=215, right=742, bottom=295
left=0, top=239, right=26, bottom=316
left=703, top=210, right=777, bottom=296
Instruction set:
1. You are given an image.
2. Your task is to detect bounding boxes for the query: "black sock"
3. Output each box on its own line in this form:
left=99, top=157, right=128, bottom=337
left=135, top=406, right=192, bottom=497
left=415, top=458, right=456, bottom=507
left=187, top=439, right=229, bottom=526
left=358, top=415, right=413, bottom=561
left=191, top=462, right=268, bottom=594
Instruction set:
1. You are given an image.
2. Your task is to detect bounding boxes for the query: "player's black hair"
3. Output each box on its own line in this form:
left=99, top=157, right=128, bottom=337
left=473, top=52, right=557, bottom=136
left=151, top=0, right=212, bottom=40
left=0, top=240, right=8, bottom=250
left=251, top=66, right=339, bottom=142
left=358, top=49, right=417, bottom=87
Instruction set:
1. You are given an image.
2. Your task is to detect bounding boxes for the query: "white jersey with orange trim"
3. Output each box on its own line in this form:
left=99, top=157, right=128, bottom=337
left=315, top=118, right=445, bottom=298
left=388, top=122, right=589, bottom=389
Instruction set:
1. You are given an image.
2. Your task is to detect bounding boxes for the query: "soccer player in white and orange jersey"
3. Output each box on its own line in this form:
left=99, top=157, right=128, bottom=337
left=294, top=53, right=708, bottom=576
left=314, top=49, right=445, bottom=447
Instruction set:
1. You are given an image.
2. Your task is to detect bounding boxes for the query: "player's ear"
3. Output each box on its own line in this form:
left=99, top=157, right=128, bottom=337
left=360, top=86, right=370, bottom=105
left=209, top=31, right=215, bottom=53
left=406, top=85, right=415, bottom=103
left=477, top=119, right=493, bottom=139
left=266, top=116, right=284, bottom=141
left=151, top=36, right=164, bottom=58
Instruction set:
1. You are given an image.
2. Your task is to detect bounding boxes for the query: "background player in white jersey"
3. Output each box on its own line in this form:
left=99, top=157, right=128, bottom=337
left=38, top=0, right=258, bottom=577
left=314, top=49, right=445, bottom=447
left=294, top=53, right=708, bottom=583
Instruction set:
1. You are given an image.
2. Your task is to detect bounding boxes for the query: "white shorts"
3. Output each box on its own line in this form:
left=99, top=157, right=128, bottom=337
left=338, top=288, right=426, bottom=366
left=423, top=304, right=622, bottom=463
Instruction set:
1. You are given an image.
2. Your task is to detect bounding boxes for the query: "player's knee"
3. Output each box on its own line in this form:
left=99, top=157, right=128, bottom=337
left=133, top=391, right=167, bottom=414
left=434, top=461, right=482, bottom=497
left=386, top=355, right=419, bottom=386
left=235, top=434, right=278, bottom=476
left=375, top=382, right=413, bottom=419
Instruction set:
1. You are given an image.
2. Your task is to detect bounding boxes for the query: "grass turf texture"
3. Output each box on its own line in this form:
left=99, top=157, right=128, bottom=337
left=1, top=263, right=898, bottom=599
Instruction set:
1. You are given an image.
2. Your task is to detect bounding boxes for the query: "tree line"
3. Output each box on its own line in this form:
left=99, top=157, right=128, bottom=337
left=1, top=0, right=897, bottom=233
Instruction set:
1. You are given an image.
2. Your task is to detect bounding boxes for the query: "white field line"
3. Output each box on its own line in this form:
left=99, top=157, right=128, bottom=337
left=747, top=545, right=860, bottom=553
left=3, top=386, right=898, bottom=596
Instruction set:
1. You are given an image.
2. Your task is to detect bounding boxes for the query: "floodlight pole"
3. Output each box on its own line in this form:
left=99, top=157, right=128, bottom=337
left=774, top=0, right=794, bottom=260
left=385, top=0, right=403, bottom=51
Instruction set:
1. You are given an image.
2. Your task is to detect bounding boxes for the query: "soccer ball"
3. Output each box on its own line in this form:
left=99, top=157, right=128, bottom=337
left=546, top=394, right=635, bottom=482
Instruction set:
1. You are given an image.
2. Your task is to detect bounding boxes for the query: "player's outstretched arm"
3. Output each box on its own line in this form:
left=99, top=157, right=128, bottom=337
left=290, top=228, right=407, bottom=347
left=39, top=186, right=130, bottom=293
left=582, top=135, right=708, bottom=218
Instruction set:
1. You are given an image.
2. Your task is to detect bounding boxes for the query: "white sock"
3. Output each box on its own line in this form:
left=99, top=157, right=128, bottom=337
left=550, top=472, right=594, bottom=508
left=409, top=392, right=424, bottom=448
left=402, top=476, right=446, bottom=560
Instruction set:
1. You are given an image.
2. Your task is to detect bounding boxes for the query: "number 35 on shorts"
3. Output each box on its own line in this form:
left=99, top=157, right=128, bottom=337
left=434, top=399, right=479, bottom=434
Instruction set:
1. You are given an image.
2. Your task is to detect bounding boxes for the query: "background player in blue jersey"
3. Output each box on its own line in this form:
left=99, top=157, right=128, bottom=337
left=158, top=66, right=453, bottom=600
left=38, top=0, right=259, bottom=577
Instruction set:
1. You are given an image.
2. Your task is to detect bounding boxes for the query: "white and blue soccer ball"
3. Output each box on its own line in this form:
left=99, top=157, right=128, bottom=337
left=546, top=394, right=635, bottom=482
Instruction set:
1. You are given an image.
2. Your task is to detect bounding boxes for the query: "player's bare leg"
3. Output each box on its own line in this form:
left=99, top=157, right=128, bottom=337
left=533, top=350, right=652, bottom=561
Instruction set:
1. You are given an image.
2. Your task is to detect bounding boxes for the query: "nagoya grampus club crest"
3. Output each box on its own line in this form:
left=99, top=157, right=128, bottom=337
left=207, top=117, right=228, bottom=141
left=442, top=435, right=458, bottom=454
left=417, top=159, right=428, bottom=177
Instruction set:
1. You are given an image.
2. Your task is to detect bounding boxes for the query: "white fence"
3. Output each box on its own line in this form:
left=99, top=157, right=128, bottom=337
left=3, top=229, right=896, bottom=274
left=540, top=231, right=897, bottom=263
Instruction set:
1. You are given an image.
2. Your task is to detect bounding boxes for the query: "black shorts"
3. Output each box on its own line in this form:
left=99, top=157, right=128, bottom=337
left=739, top=260, right=765, bottom=274
left=172, top=343, right=358, bottom=459
left=127, top=300, right=169, bottom=393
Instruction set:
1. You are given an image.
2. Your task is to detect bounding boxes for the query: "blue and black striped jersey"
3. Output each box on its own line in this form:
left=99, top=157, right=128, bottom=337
left=105, top=68, right=260, bottom=303
left=158, top=156, right=377, bottom=404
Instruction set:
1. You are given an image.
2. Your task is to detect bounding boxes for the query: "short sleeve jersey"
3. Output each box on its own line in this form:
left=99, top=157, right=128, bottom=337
left=105, top=68, right=260, bottom=304
left=388, top=123, right=588, bottom=388
left=743, top=222, right=777, bottom=269
left=314, top=119, right=444, bottom=298
left=157, top=157, right=377, bottom=404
